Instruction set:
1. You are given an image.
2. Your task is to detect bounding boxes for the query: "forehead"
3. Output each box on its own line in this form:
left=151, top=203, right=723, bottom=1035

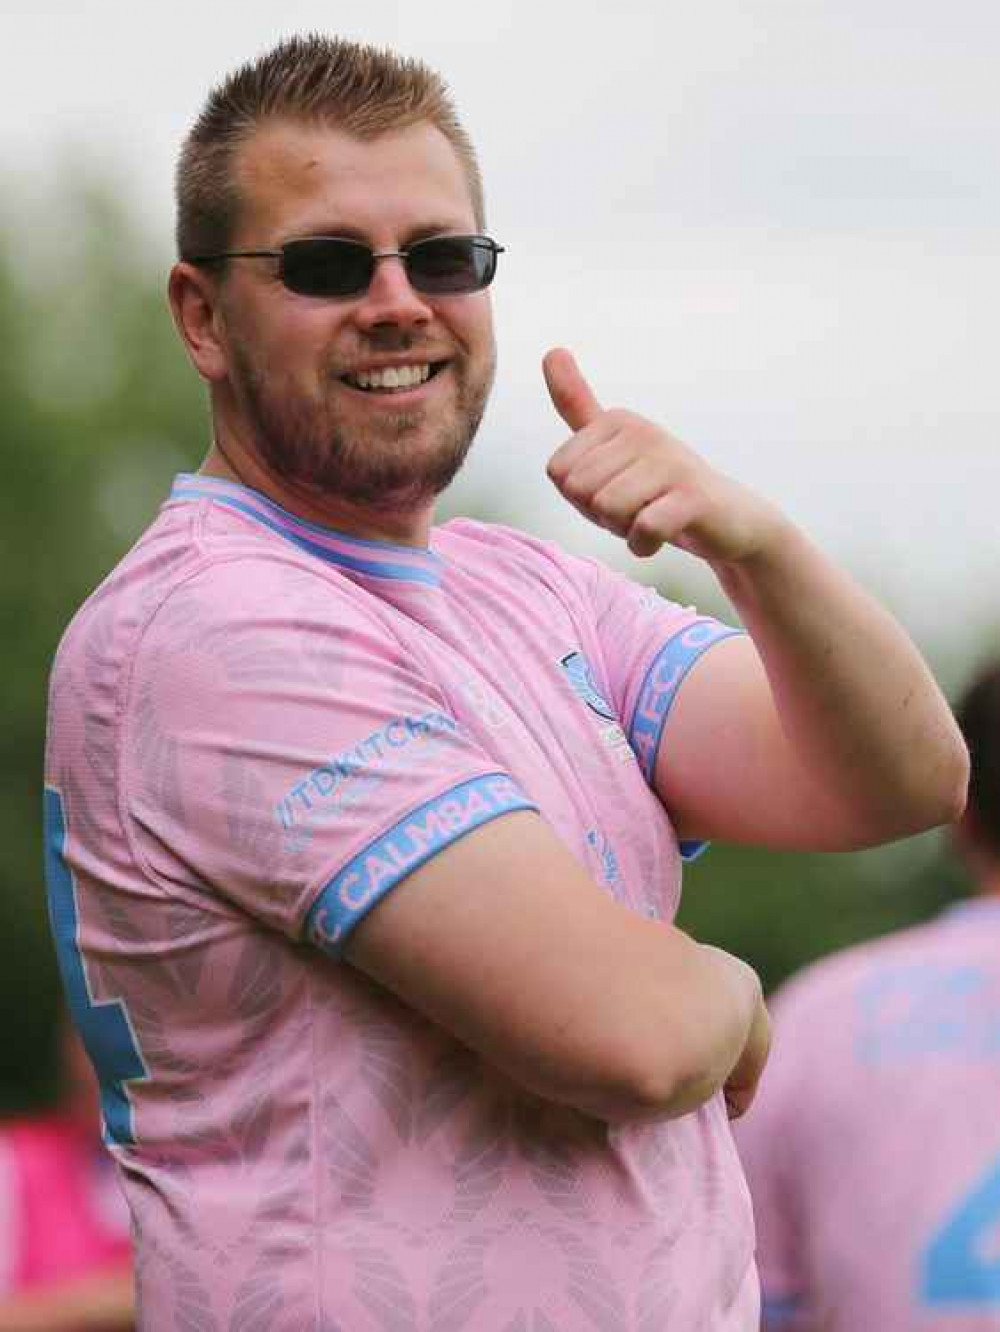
left=232, top=119, right=477, bottom=242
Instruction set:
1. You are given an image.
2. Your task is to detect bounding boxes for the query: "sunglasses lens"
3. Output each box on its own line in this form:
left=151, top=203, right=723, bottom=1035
left=281, top=238, right=372, bottom=296
left=409, top=237, right=495, bottom=294
left=277, top=236, right=500, bottom=297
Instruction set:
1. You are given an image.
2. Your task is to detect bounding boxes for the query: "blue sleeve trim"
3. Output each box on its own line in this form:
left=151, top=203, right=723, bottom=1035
left=678, top=839, right=709, bottom=863
left=629, top=619, right=744, bottom=783
left=305, top=773, right=537, bottom=957
left=762, top=1293, right=804, bottom=1327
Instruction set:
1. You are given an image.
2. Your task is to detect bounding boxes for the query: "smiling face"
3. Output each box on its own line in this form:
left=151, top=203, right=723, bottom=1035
left=208, top=119, right=497, bottom=516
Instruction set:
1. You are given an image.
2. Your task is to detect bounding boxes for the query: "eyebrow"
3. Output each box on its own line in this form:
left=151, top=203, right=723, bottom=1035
left=284, top=222, right=475, bottom=247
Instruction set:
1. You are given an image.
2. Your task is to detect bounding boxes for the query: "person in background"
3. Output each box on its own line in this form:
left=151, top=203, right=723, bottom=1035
left=736, top=660, right=1000, bottom=1330
left=0, top=1016, right=133, bottom=1331
left=43, top=33, right=965, bottom=1330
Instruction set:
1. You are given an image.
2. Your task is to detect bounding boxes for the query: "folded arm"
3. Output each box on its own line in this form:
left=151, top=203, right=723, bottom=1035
left=345, top=810, right=766, bottom=1123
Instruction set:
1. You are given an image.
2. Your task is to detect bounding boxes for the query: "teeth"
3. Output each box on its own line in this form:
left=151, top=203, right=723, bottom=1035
left=352, top=364, right=432, bottom=391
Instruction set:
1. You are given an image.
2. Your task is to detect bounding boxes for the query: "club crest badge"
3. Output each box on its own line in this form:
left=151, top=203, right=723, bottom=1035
left=559, top=651, right=617, bottom=720
left=559, top=651, right=634, bottom=764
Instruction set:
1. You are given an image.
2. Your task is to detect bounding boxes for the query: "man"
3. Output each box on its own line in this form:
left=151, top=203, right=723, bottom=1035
left=43, top=34, right=966, bottom=1330
left=0, top=1019, right=133, bottom=1331
left=736, top=663, right=1000, bottom=1331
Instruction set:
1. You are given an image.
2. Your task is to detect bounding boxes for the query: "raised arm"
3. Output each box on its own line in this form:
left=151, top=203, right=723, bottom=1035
left=543, top=348, right=968, bottom=850
left=345, top=809, right=768, bottom=1123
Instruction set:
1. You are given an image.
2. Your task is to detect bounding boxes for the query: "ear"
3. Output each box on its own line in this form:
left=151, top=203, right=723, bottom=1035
left=168, top=261, right=230, bottom=383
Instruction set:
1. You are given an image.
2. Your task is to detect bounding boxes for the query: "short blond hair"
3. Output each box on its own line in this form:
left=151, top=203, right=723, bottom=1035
left=175, top=33, right=485, bottom=258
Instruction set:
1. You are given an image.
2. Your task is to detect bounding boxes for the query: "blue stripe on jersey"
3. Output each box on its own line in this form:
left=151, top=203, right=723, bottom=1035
left=922, top=1155, right=1000, bottom=1305
left=43, top=786, right=148, bottom=1147
left=629, top=619, right=743, bottom=783
left=678, top=839, right=710, bottom=863
left=628, top=620, right=742, bottom=863
left=761, top=1293, right=804, bottom=1325
left=171, top=484, right=443, bottom=586
left=172, top=473, right=444, bottom=555
left=305, top=773, right=537, bottom=957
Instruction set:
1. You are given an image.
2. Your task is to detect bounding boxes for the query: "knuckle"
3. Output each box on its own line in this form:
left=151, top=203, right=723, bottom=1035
left=629, top=511, right=666, bottom=552
left=547, top=451, right=573, bottom=483
left=632, top=506, right=661, bottom=536
left=561, top=471, right=593, bottom=503
left=590, top=491, right=621, bottom=524
left=603, top=407, right=637, bottom=429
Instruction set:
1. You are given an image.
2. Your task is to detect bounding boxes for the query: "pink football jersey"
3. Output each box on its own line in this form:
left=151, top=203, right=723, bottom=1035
left=0, top=1113, right=131, bottom=1299
left=735, top=899, right=1000, bottom=1331
left=44, top=473, right=756, bottom=1330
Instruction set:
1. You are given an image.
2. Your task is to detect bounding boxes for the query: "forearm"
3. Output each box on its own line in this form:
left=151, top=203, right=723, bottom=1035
left=640, top=939, right=764, bottom=1122
left=569, top=933, right=764, bottom=1125
left=350, top=811, right=767, bottom=1127
left=713, top=517, right=967, bottom=841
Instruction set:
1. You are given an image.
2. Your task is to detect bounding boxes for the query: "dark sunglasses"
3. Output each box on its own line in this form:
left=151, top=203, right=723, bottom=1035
left=187, top=233, right=504, bottom=298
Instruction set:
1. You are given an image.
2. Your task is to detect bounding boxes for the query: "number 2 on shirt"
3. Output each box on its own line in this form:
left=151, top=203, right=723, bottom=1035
left=922, top=1155, right=1000, bottom=1306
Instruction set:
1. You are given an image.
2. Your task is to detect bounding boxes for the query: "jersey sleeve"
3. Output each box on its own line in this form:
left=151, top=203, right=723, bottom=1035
left=525, top=539, right=742, bottom=856
left=457, top=525, right=743, bottom=787
left=122, top=557, right=537, bottom=957
left=575, top=560, right=741, bottom=780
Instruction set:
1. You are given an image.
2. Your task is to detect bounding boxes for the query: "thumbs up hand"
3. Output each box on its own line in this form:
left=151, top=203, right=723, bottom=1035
left=543, top=348, right=782, bottom=565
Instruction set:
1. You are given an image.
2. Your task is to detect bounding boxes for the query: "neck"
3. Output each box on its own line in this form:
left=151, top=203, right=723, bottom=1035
left=198, top=437, right=435, bottom=547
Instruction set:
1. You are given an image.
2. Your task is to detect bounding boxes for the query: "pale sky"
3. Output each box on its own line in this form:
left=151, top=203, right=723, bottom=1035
left=4, top=0, right=999, bottom=658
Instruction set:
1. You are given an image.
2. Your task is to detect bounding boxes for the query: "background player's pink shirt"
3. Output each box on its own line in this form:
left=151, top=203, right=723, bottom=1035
left=0, top=1114, right=131, bottom=1297
left=45, top=474, right=756, bottom=1330
left=735, top=899, right=1000, bottom=1331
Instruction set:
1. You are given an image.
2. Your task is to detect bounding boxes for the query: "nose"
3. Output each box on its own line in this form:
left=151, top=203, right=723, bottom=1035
left=352, top=253, right=433, bottom=334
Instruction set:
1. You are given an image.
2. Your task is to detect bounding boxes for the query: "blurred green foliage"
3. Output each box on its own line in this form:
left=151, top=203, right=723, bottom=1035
left=0, top=174, right=982, bottom=1113
left=1, top=178, right=204, bottom=1111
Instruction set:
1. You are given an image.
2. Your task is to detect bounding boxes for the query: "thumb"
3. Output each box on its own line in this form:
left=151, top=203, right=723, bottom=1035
left=543, top=347, right=603, bottom=432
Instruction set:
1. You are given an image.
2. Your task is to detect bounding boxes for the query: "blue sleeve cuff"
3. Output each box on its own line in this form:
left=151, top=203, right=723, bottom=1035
left=762, top=1293, right=804, bottom=1327
left=678, top=838, right=710, bottom=862
left=305, top=773, right=537, bottom=957
left=628, top=619, right=744, bottom=783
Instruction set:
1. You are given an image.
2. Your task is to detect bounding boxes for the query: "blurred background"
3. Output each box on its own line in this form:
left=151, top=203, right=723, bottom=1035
left=2, top=0, right=999, bottom=1109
